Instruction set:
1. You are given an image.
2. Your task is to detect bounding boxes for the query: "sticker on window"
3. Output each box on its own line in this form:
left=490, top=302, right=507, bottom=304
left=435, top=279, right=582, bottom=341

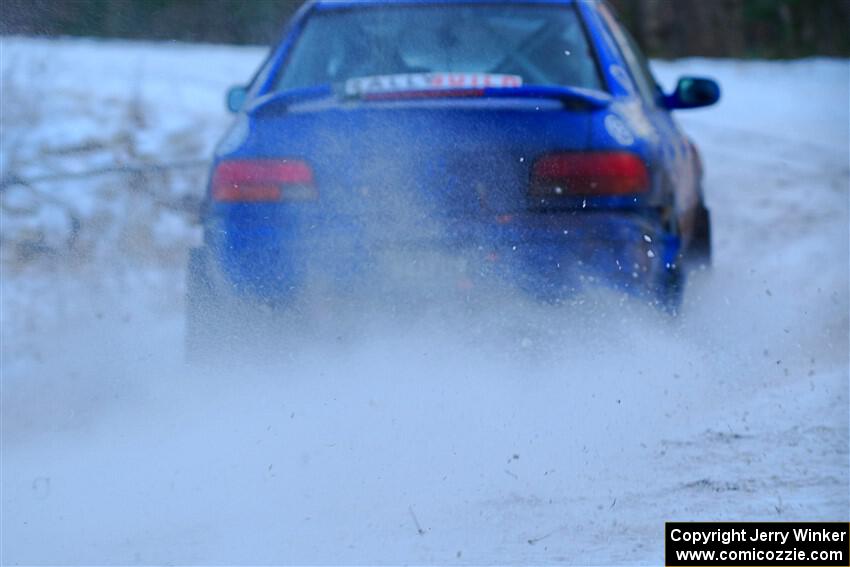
left=344, top=73, right=523, bottom=96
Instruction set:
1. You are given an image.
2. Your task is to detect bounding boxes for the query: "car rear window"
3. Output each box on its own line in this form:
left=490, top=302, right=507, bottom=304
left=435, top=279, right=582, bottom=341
left=274, top=3, right=603, bottom=92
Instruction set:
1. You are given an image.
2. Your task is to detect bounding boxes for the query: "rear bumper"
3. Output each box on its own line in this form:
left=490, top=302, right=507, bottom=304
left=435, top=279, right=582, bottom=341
left=198, top=209, right=680, bottom=305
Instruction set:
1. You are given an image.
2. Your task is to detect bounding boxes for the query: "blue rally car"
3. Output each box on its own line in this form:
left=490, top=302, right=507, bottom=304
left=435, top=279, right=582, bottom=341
left=187, top=0, right=720, bottom=349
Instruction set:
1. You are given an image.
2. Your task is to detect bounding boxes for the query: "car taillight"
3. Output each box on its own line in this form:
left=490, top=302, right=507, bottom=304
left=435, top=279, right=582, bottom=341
left=211, top=159, right=316, bottom=202
left=530, top=152, right=649, bottom=200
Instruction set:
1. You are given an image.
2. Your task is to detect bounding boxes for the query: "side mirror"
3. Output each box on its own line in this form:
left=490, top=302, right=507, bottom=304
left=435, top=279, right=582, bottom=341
left=665, top=77, right=720, bottom=110
left=226, top=85, right=248, bottom=113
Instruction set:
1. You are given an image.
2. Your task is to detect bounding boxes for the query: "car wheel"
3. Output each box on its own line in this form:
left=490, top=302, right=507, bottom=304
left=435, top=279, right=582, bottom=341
left=656, top=262, right=684, bottom=314
left=184, top=247, right=237, bottom=364
left=689, top=205, right=712, bottom=267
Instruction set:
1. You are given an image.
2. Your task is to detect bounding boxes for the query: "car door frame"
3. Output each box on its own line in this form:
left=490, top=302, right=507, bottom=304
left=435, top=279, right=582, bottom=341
left=577, top=0, right=700, bottom=244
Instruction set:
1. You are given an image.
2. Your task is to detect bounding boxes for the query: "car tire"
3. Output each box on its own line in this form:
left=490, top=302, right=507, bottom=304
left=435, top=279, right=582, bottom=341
left=657, top=262, right=684, bottom=314
left=689, top=205, right=712, bottom=267
left=185, top=248, right=212, bottom=364
left=186, top=248, right=300, bottom=364
left=185, top=247, right=236, bottom=365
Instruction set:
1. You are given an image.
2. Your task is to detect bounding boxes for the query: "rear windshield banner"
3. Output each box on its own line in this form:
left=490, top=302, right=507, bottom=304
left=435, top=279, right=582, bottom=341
left=344, top=73, right=522, bottom=96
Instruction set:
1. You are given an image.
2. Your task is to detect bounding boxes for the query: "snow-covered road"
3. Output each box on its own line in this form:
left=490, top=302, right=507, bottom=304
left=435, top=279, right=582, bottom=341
left=1, top=39, right=847, bottom=564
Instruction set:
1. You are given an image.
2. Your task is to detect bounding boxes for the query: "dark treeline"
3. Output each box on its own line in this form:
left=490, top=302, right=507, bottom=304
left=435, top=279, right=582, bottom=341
left=2, top=0, right=849, bottom=58
left=612, top=0, right=850, bottom=57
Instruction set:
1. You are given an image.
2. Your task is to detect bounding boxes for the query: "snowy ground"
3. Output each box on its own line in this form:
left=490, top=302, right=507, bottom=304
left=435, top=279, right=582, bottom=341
left=1, top=38, right=848, bottom=564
